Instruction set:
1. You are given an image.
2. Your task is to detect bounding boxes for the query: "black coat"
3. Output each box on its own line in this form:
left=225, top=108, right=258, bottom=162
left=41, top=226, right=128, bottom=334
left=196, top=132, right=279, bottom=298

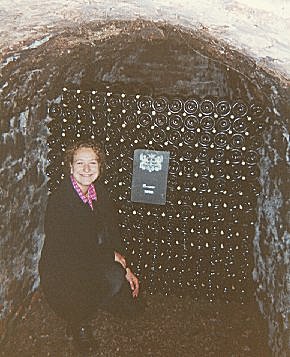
left=39, top=177, right=125, bottom=322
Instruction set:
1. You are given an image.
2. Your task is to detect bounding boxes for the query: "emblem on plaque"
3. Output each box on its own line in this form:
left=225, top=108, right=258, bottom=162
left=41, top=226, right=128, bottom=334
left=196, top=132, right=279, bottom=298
left=139, top=152, right=164, bottom=173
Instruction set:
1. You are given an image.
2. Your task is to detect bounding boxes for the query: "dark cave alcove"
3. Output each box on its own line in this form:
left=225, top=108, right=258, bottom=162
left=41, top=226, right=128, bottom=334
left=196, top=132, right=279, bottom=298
left=0, top=20, right=289, bottom=356
left=46, top=86, right=267, bottom=304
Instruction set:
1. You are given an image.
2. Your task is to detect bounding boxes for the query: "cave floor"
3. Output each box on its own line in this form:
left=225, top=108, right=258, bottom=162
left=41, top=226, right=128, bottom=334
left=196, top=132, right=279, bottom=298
left=1, top=289, right=271, bottom=357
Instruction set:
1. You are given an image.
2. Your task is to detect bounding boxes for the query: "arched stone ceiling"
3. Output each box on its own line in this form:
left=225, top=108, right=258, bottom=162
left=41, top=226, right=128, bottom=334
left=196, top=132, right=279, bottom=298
left=0, top=0, right=289, bottom=82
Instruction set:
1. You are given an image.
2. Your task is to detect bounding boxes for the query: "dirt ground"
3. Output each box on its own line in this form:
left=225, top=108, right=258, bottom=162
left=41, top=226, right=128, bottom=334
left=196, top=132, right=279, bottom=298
left=0, top=289, right=271, bottom=357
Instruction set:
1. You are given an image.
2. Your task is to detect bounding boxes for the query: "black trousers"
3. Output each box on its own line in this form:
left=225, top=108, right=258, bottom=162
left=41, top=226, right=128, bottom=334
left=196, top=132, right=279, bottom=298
left=41, top=262, right=136, bottom=326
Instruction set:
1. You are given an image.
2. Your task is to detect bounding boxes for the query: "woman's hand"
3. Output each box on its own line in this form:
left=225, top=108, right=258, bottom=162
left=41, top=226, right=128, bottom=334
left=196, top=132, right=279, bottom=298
left=125, top=267, right=139, bottom=298
left=114, top=251, right=139, bottom=298
left=114, top=251, right=127, bottom=269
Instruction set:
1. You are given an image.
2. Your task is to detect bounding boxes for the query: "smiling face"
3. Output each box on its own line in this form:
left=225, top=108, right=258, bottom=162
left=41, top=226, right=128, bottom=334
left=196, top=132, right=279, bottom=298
left=70, top=147, right=100, bottom=194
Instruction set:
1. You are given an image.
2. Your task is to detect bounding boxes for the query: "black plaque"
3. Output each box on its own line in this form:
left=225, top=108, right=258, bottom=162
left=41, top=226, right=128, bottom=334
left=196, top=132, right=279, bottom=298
left=131, top=149, right=170, bottom=205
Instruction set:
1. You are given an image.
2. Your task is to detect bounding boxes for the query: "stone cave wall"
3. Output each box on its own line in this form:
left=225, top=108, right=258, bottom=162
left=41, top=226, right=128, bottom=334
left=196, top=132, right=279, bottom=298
left=0, top=58, right=49, bottom=333
left=253, top=88, right=290, bottom=355
left=0, top=10, right=289, bottom=356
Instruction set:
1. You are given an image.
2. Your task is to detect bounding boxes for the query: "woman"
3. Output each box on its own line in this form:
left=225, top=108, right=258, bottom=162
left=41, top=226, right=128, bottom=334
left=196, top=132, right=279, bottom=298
left=39, top=140, right=140, bottom=351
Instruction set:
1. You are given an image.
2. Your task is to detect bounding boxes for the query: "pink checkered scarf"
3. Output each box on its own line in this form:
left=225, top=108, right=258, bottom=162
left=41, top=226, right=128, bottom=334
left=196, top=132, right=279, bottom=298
left=70, top=175, right=97, bottom=210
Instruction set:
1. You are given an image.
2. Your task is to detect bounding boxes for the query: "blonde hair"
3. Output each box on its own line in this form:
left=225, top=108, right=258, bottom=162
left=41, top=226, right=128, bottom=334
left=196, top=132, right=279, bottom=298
left=64, top=140, right=106, bottom=177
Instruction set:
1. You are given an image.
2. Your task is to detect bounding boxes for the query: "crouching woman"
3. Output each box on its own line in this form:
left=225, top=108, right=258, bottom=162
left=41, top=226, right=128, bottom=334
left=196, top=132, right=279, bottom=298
left=39, top=140, right=140, bottom=351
